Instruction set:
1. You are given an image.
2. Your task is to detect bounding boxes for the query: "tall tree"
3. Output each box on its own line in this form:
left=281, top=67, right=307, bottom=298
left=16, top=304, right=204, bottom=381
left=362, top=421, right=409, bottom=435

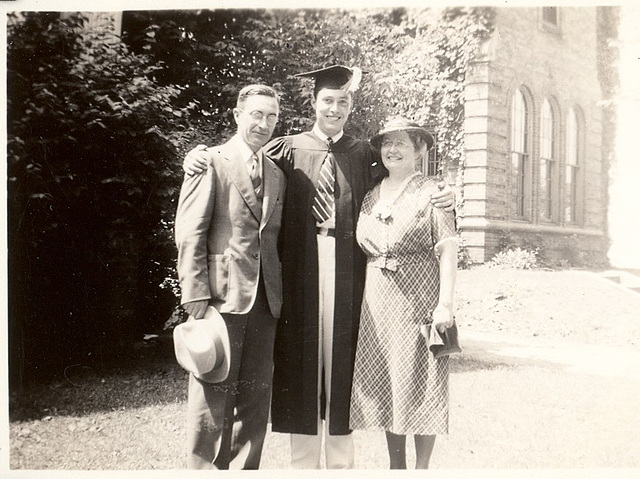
left=7, top=12, right=190, bottom=387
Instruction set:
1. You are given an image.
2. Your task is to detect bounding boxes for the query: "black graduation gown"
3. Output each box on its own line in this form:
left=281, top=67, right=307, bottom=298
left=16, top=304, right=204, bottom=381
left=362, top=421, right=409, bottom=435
left=264, top=131, right=380, bottom=435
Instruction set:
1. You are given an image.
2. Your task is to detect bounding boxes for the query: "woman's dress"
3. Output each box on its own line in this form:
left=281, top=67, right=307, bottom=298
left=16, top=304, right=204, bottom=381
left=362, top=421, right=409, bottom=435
left=349, top=173, right=457, bottom=435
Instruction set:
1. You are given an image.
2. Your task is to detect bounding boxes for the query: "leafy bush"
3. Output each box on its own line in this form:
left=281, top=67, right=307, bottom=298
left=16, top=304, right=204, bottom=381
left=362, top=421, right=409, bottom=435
left=489, top=247, right=539, bottom=270
left=457, top=235, right=472, bottom=270
left=7, top=12, right=191, bottom=386
left=495, top=230, right=609, bottom=270
left=121, top=8, right=493, bottom=165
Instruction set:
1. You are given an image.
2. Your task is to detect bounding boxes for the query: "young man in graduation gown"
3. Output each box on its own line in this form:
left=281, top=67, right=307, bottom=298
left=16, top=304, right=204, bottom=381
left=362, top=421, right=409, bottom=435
left=183, top=66, right=455, bottom=469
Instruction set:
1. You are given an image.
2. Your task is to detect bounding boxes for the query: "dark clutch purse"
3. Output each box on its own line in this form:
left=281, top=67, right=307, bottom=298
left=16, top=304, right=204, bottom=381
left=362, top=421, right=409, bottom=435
left=424, top=313, right=462, bottom=358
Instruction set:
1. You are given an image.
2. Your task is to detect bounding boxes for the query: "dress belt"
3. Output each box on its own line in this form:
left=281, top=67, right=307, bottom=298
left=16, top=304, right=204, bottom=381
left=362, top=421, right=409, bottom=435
left=316, top=226, right=336, bottom=237
left=368, top=252, right=431, bottom=272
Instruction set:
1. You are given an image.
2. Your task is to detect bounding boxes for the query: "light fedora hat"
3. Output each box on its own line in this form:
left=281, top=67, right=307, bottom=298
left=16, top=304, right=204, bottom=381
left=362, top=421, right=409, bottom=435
left=173, top=306, right=231, bottom=383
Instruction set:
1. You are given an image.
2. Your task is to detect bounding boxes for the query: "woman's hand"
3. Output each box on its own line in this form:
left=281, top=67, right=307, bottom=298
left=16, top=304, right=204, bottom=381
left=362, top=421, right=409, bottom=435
left=184, top=144, right=210, bottom=176
left=430, top=182, right=455, bottom=212
left=432, top=303, right=454, bottom=333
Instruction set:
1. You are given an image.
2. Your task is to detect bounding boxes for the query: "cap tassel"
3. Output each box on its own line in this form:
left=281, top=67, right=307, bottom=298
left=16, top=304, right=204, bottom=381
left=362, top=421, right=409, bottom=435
left=345, top=66, right=362, bottom=92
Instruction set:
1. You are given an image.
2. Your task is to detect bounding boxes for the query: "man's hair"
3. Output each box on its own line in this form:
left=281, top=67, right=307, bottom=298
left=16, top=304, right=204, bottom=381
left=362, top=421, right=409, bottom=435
left=236, top=84, right=279, bottom=108
left=313, top=86, right=354, bottom=101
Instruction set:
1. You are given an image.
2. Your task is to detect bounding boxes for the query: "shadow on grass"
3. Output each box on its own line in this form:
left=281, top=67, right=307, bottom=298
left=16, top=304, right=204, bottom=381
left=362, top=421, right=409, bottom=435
left=449, top=353, right=516, bottom=374
left=10, top=339, right=188, bottom=423
left=10, top=340, right=520, bottom=423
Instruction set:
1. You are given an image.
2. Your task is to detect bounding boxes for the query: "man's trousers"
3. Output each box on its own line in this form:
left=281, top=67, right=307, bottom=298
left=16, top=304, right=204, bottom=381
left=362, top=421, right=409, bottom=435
left=186, top=278, right=277, bottom=469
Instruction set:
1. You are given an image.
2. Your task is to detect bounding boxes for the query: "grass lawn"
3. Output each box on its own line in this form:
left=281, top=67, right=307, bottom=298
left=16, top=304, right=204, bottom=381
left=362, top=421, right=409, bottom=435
left=7, top=267, right=640, bottom=471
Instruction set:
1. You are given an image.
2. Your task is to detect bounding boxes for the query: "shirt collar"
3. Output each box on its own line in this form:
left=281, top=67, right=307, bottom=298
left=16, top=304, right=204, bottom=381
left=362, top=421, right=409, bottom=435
left=231, top=134, right=260, bottom=164
left=312, top=124, right=343, bottom=144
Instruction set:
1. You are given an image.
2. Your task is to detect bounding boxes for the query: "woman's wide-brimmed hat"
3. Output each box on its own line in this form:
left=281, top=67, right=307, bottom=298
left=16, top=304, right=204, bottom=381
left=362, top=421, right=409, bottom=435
left=173, top=306, right=231, bottom=383
left=370, top=117, right=434, bottom=151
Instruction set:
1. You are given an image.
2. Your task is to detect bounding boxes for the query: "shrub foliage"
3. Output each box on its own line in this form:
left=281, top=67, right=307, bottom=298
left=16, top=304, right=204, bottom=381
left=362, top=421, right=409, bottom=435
left=7, top=13, right=190, bottom=385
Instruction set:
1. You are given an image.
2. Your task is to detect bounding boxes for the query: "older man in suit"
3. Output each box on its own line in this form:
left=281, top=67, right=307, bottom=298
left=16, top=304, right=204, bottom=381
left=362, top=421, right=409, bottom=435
left=174, top=84, right=286, bottom=469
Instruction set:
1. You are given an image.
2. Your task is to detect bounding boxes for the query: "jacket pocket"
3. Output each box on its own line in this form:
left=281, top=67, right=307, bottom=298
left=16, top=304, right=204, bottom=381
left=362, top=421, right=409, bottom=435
left=207, top=254, right=230, bottom=302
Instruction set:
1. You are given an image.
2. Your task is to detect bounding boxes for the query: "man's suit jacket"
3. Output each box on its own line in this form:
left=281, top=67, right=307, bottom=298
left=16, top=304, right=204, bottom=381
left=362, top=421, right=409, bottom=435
left=175, top=137, right=286, bottom=318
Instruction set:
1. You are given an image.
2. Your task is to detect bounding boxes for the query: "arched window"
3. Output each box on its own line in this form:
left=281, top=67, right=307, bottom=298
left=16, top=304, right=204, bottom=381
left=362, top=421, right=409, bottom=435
left=565, top=107, right=581, bottom=223
left=539, top=99, right=557, bottom=221
left=510, top=88, right=530, bottom=219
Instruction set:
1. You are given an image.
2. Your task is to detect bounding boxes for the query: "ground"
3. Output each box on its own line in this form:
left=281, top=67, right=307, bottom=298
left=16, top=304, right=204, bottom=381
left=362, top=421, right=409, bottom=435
left=6, top=266, right=640, bottom=473
left=455, top=266, right=640, bottom=349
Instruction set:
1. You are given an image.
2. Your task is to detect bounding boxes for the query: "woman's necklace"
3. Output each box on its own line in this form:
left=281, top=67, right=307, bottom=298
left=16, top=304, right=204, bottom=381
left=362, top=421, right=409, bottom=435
left=376, top=172, right=422, bottom=222
left=382, top=172, right=419, bottom=193
left=380, top=180, right=394, bottom=201
left=382, top=178, right=401, bottom=191
left=381, top=177, right=405, bottom=202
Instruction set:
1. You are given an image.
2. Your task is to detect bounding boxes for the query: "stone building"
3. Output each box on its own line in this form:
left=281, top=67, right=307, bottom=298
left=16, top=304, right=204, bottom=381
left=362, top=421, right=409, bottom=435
left=458, top=6, right=615, bottom=265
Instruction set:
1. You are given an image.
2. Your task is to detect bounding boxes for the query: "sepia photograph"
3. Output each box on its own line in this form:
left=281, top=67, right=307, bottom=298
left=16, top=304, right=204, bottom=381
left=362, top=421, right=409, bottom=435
left=2, top=1, right=639, bottom=477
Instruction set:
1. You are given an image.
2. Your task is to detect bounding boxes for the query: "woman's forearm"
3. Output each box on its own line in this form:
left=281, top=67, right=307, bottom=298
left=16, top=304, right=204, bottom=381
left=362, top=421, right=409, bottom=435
left=436, top=240, right=457, bottom=309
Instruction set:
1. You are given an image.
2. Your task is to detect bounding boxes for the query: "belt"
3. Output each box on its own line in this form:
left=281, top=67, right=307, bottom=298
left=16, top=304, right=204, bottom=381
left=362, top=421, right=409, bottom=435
left=316, top=226, right=335, bottom=237
left=368, top=252, right=431, bottom=272
left=368, top=256, right=399, bottom=271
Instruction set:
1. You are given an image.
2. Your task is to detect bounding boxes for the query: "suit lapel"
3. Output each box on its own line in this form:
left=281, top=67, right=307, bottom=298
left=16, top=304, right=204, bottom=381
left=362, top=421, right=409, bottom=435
left=260, top=158, right=280, bottom=228
left=220, top=142, right=262, bottom=222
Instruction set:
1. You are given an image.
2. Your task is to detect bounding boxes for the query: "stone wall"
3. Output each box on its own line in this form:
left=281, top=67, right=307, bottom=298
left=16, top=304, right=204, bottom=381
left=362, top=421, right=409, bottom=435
left=460, top=7, right=608, bottom=264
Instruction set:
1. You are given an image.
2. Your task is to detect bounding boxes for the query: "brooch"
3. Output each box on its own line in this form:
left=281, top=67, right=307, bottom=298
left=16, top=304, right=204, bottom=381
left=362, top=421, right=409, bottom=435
left=373, top=204, right=393, bottom=223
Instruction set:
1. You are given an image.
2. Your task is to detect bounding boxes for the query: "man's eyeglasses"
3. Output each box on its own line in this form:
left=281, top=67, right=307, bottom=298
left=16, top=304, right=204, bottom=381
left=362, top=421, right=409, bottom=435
left=241, top=110, right=279, bottom=126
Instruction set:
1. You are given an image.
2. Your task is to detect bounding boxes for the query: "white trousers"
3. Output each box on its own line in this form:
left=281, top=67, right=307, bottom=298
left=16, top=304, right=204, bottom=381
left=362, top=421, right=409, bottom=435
left=290, top=234, right=355, bottom=469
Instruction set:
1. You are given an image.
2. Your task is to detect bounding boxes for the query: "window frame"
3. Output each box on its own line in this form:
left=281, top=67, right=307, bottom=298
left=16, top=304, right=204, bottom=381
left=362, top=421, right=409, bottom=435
left=425, top=137, right=440, bottom=177
left=564, top=106, right=583, bottom=225
left=510, top=87, right=532, bottom=221
left=419, top=125, right=440, bottom=178
left=539, top=98, right=559, bottom=223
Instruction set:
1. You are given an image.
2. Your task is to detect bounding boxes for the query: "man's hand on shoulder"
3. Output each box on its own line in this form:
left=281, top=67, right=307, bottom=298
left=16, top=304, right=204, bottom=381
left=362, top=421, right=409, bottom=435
left=184, top=144, right=210, bottom=176
left=430, top=181, right=456, bottom=212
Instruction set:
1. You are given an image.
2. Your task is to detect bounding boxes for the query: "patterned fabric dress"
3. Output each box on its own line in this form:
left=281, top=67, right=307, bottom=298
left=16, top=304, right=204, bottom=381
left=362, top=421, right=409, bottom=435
left=349, top=173, right=457, bottom=436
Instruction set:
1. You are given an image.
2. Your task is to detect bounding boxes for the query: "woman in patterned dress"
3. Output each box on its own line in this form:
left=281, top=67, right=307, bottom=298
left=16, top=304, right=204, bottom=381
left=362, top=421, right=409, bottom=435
left=349, top=118, right=458, bottom=469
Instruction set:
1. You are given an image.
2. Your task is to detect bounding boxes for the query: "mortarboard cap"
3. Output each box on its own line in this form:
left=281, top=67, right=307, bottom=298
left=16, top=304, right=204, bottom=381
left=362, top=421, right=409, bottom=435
left=294, top=65, right=363, bottom=95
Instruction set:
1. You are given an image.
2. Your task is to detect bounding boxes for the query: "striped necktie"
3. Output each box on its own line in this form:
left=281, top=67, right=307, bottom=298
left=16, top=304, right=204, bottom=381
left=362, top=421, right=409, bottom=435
left=312, top=138, right=335, bottom=223
left=249, top=153, right=262, bottom=199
